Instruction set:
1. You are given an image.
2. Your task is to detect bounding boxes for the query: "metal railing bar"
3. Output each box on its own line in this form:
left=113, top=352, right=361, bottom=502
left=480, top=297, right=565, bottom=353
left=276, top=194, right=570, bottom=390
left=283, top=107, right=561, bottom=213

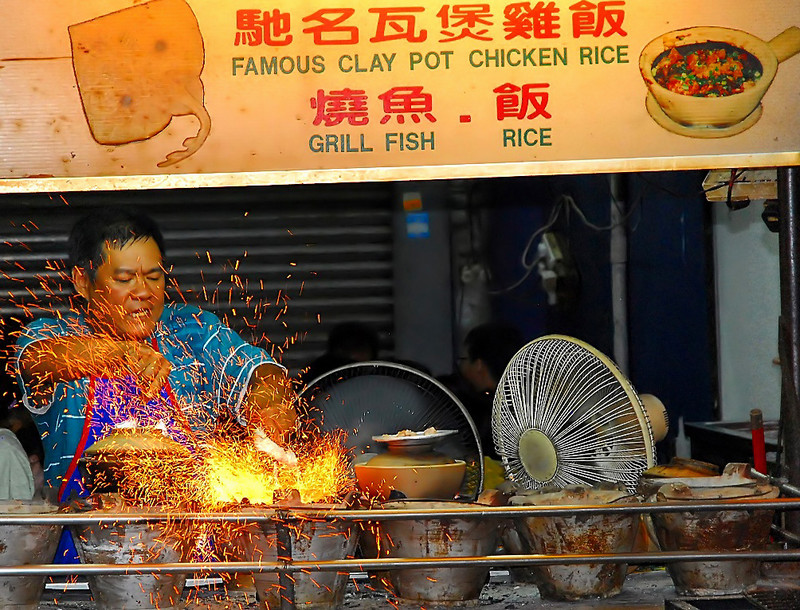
left=3, top=497, right=800, bottom=525
left=2, top=549, right=800, bottom=577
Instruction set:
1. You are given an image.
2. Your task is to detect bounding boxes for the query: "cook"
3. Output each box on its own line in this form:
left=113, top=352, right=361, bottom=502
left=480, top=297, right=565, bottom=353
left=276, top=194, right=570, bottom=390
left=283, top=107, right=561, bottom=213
left=14, top=206, right=299, bottom=507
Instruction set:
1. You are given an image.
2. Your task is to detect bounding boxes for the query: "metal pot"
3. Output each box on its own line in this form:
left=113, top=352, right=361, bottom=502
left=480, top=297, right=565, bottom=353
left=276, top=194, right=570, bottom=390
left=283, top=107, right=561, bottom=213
left=378, top=500, right=499, bottom=603
left=511, top=485, right=642, bottom=601
left=71, top=497, right=193, bottom=610
left=651, top=478, right=779, bottom=596
left=0, top=499, right=62, bottom=610
left=230, top=503, right=360, bottom=610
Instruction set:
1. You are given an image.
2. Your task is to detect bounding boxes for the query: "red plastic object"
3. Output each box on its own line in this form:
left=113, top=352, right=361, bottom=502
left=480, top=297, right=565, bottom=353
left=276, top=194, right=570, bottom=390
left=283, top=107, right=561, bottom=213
left=750, top=409, right=768, bottom=474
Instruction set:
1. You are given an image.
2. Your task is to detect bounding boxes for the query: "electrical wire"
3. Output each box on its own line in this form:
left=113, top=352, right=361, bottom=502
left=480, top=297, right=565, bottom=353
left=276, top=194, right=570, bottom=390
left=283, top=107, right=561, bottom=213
left=488, top=186, right=643, bottom=295
left=487, top=196, right=564, bottom=295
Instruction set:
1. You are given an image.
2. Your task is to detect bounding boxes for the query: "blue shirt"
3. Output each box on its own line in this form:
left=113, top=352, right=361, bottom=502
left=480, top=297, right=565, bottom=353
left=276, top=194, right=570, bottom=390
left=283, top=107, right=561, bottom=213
left=15, top=304, right=279, bottom=492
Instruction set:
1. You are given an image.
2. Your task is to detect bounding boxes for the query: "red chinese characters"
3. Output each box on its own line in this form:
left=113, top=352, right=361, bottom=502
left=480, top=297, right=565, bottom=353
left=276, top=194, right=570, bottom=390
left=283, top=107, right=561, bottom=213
left=437, top=4, right=493, bottom=42
left=494, top=83, right=551, bottom=120
left=233, top=2, right=627, bottom=46
left=569, top=0, right=626, bottom=38
left=310, top=88, right=369, bottom=126
left=302, top=9, right=359, bottom=44
left=310, top=86, right=438, bottom=126
left=235, top=9, right=292, bottom=46
left=369, top=7, right=427, bottom=42
left=503, top=2, right=560, bottom=40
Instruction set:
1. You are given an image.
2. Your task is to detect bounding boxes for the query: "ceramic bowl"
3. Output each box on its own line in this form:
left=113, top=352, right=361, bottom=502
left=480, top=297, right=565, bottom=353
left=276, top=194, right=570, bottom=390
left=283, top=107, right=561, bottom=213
left=354, top=459, right=466, bottom=501
left=639, top=26, right=800, bottom=128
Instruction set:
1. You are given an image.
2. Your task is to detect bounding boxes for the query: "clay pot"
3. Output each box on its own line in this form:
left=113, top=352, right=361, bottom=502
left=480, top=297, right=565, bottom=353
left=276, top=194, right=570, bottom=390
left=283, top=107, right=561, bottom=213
left=354, top=452, right=466, bottom=501
left=511, top=485, right=642, bottom=601
left=0, top=499, right=62, bottom=610
left=639, top=26, right=800, bottom=128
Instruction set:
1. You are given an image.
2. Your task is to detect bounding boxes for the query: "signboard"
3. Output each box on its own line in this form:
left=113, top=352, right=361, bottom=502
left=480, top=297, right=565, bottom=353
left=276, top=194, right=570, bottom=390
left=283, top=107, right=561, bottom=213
left=1, top=0, right=799, bottom=191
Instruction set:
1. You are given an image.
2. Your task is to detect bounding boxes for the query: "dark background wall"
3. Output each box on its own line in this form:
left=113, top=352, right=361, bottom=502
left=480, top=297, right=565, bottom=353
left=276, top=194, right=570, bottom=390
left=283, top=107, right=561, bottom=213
left=461, top=171, right=717, bottom=460
left=1, top=172, right=719, bottom=462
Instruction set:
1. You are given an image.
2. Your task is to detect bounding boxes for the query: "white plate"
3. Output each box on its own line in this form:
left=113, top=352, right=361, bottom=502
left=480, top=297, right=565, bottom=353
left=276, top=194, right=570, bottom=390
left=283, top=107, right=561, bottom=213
left=372, top=429, right=458, bottom=451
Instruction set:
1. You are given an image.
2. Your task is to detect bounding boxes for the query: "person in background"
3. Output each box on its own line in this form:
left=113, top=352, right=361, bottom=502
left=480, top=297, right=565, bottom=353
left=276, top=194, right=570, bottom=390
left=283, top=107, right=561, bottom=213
left=439, top=322, right=525, bottom=462
left=0, top=402, right=36, bottom=500
left=14, top=206, right=299, bottom=508
left=298, top=321, right=379, bottom=386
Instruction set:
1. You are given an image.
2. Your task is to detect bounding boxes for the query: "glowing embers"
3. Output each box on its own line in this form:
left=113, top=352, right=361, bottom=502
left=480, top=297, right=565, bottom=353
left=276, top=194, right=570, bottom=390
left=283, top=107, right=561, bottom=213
left=200, top=433, right=354, bottom=508
left=80, top=427, right=353, bottom=512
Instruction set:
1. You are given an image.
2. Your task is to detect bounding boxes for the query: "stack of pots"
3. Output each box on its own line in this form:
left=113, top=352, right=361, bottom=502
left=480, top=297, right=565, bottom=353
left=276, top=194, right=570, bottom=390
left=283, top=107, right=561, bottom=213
left=510, top=485, right=643, bottom=600
left=649, top=464, right=779, bottom=596
left=0, top=499, right=62, bottom=610
left=378, top=500, right=500, bottom=603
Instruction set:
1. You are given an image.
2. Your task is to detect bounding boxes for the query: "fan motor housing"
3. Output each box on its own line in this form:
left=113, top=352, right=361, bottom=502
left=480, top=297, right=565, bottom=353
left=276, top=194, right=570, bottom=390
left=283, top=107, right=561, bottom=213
left=518, top=429, right=558, bottom=483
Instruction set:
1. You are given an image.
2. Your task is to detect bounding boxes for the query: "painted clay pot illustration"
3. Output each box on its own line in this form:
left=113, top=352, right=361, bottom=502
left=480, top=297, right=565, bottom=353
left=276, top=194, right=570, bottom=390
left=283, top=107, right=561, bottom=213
left=639, top=26, right=800, bottom=135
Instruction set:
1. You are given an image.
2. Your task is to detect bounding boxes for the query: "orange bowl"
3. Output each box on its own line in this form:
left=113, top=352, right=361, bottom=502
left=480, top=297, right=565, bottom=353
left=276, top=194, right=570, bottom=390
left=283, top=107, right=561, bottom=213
left=354, top=460, right=466, bottom=501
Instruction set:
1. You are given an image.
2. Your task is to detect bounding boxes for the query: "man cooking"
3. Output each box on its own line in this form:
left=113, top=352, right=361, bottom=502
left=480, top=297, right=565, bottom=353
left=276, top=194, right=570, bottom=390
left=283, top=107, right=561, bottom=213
left=14, top=206, right=299, bottom=507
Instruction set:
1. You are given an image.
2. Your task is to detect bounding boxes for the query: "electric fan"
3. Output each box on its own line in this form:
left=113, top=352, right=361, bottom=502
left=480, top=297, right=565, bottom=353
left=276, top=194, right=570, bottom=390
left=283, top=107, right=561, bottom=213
left=492, top=335, right=669, bottom=492
left=299, top=361, right=484, bottom=497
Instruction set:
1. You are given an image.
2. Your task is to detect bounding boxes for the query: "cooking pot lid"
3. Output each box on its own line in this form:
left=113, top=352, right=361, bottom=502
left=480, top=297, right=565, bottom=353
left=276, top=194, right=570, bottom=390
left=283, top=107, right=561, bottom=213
left=510, top=483, right=637, bottom=506
left=83, top=428, right=190, bottom=456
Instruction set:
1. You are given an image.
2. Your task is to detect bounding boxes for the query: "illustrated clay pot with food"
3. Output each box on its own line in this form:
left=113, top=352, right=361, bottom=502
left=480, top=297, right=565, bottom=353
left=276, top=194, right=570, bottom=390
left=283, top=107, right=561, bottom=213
left=639, top=26, right=800, bottom=137
left=69, top=0, right=211, bottom=167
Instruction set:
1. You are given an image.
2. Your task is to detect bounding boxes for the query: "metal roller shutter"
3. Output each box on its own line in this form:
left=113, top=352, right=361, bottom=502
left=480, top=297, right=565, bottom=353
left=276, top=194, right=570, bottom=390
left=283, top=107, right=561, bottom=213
left=0, top=184, right=395, bottom=377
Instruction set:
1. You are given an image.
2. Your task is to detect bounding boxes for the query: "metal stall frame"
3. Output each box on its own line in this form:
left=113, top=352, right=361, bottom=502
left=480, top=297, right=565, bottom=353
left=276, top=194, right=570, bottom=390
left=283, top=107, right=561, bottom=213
left=2, top=487, right=800, bottom=610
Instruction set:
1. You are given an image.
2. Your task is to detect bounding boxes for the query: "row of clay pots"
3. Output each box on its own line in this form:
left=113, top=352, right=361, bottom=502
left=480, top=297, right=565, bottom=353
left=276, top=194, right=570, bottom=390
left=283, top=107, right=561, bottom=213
left=0, top=471, right=781, bottom=609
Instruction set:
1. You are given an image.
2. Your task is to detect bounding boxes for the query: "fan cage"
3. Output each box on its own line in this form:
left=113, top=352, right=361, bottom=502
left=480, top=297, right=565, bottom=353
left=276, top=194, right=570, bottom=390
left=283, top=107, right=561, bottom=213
left=299, top=361, right=484, bottom=498
left=492, top=335, right=655, bottom=493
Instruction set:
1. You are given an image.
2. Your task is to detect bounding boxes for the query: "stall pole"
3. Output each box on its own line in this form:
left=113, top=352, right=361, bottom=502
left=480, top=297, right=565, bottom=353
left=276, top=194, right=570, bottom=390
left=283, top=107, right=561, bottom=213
left=778, top=166, right=800, bottom=534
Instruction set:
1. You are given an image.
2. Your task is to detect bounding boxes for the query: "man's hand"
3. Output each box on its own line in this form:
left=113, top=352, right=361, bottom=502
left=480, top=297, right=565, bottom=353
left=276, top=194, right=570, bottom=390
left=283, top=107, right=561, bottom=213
left=253, top=427, right=298, bottom=466
left=113, top=341, right=172, bottom=400
left=244, top=364, right=299, bottom=435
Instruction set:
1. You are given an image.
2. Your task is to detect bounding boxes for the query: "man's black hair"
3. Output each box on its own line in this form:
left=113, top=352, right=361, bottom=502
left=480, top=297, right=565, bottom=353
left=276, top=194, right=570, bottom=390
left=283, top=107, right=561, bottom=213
left=465, top=322, right=525, bottom=382
left=68, top=206, right=166, bottom=280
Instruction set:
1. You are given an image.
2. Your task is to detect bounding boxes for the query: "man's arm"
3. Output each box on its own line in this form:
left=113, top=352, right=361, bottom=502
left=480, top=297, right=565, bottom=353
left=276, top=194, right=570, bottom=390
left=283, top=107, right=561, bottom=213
left=19, top=336, right=172, bottom=401
left=242, top=363, right=298, bottom=439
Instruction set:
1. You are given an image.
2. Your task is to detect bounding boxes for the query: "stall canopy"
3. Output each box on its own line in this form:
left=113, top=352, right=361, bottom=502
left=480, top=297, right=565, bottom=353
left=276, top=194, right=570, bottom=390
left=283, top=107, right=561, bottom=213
left=0, top=0, right=798, bottom=192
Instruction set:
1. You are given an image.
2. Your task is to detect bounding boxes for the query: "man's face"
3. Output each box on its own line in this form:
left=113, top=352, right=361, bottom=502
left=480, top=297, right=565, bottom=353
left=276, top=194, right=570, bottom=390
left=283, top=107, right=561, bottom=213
left=73, top=237, right=166, bottom=340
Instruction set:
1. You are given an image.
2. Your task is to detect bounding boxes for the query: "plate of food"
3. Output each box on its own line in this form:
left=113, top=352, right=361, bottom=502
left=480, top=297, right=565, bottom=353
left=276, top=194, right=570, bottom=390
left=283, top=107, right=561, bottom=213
left=372, top=428, right=458, bottom=453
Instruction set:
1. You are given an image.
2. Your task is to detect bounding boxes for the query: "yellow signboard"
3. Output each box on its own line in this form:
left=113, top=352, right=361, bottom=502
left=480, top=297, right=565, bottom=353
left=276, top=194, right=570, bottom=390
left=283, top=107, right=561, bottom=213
left=1, top=0, right=799, bottom=191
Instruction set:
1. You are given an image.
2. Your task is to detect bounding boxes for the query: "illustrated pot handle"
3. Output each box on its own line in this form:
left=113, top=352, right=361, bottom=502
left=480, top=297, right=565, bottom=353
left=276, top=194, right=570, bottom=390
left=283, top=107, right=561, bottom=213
left=768, top=26, right=800, bottom=63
